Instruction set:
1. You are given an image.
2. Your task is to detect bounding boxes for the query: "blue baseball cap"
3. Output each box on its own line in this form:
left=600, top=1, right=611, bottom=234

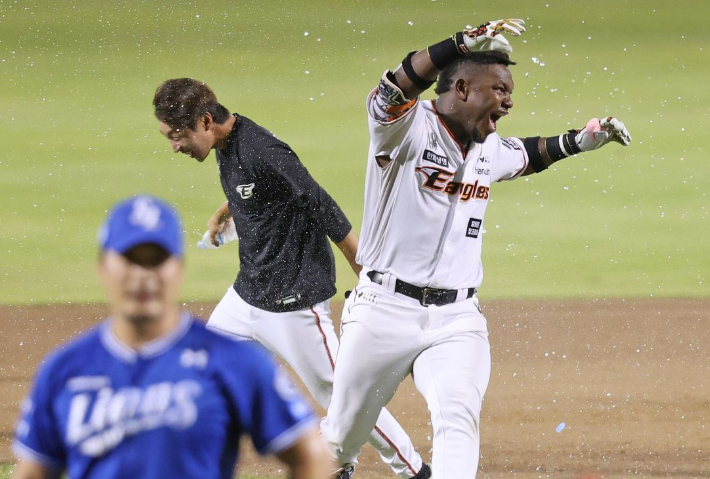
left=98, top=195, right=184, bottom=257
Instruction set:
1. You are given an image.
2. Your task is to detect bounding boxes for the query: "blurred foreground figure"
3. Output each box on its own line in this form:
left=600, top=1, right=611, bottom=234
left=321, top=19, right=631, bottom=479
left=12, top=195, right=331, bottom=479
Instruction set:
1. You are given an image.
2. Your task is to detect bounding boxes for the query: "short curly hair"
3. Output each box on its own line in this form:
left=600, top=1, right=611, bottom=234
left=434, top=51, right=516, bottom=95
left=153, top=78, right=231, bottom=130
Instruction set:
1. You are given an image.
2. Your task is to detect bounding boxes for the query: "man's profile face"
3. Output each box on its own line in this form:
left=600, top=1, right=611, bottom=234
left=158, top=119, right=214, bottom=162
left=99, top=244, right=184, bottom=325
left=458, top=63, right=514, bottom=143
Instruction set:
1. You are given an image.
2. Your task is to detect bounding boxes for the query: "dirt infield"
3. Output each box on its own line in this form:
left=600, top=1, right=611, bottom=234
left=1, top=299, right=708, bottom=478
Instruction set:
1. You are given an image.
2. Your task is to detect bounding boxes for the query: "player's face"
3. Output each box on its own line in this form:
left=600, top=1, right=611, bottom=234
left=99, top=244, right=184, bottom=326
left=159, top=119, right=214, bottom=162
left=460, top=64, right=514, bottom=143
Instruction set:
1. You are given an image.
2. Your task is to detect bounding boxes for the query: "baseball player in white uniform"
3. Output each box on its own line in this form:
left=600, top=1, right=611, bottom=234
left=321, top=19, right=632, bottom=479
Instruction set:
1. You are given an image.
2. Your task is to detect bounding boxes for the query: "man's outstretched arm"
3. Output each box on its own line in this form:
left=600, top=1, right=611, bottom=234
left=518, top=116, right=633, bottom=177
left=392, top=19, right=526, bottom=100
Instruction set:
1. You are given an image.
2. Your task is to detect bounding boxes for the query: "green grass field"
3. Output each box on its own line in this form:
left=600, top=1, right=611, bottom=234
left=1, top=0, right=708, bottom=305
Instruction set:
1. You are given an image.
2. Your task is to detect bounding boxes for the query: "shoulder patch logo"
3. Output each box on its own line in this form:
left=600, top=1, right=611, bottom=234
left=422, top=149, right=449, bottom=167
left=501, top=137, right=521, bottom=151
left=236, top=183, right=255, bottom=199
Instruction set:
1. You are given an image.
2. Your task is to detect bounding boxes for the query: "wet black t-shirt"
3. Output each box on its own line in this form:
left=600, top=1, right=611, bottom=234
left=216, top=114, right=351, bottom=312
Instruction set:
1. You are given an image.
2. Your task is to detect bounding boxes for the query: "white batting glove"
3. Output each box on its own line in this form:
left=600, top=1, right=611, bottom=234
left=575, top=117, right=632, bottom=151
left=462, top=19, right=526, bottom=54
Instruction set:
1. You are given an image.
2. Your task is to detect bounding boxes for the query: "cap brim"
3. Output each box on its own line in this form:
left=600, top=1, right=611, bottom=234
left=106, top=230, right=182, bottom=257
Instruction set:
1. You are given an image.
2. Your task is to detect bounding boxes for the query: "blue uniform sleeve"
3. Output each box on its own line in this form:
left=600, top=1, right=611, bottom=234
left=221, top=341, right=316, bottom=455
left=12, top=356, right=67, bottom=470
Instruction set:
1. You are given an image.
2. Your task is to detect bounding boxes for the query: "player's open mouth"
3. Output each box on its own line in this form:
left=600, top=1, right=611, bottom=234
left=489, top=112, right=504, bottom=131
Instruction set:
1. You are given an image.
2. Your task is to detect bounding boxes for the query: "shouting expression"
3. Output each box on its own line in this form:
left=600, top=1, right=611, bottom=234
left=457, top=63, right=514, bottom=143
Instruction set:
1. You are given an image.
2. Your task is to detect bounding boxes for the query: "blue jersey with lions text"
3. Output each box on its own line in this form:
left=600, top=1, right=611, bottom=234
left=13, top=313, right=315, bottom=479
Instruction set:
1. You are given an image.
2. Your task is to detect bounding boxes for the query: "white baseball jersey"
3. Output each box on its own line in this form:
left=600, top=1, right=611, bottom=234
left=357, top=73, right=530, bottom=290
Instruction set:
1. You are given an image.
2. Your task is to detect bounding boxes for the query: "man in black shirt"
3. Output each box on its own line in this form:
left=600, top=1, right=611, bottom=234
left=153, top=78, right=429, bottom=479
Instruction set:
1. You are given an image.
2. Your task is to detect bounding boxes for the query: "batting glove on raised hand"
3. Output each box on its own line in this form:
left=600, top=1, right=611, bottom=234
left=461, top=19, right=526, bottom=54
left=575, top=117, right=632, bottom=151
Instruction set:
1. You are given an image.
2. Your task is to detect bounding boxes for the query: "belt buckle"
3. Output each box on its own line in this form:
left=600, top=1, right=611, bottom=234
left=421, top=287, right=445, bottom=306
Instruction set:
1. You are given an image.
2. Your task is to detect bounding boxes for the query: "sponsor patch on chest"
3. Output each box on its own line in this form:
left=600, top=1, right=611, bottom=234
left=422, top=149, right=449, bottom=167
left=466, top=218, right=483, bottom=239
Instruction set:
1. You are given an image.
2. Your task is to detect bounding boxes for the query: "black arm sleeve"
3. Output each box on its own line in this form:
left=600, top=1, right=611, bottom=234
left=522, top=131, right=582, bottom=173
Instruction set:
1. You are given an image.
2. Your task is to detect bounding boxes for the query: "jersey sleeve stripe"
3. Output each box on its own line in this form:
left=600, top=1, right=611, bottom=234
left=259, top=417, right=319, bottom=456
left=383, top=99, right=418, bottom=122
left=367, top=89, right=419, bottom=125
left=558, top=134, right=572, bottom=157
left=11, top=441, right=64, bottom=470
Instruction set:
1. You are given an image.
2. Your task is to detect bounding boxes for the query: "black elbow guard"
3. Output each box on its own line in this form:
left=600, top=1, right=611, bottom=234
left=401, top=51, right=435, bottom=90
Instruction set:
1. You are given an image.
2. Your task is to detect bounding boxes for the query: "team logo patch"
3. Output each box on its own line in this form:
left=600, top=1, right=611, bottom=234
left=422, top=149, right=449, bottom=167
left=415, top=166, right=490, bottom=202
left=130, top=196, right=162, bottom=230
left=236, top=183, right=255, bottom=199
left=428, top=132, right=439, bottom=149
left=180, top=349, right=209, bottom=369
left=466, top=218, right=483, bottom=238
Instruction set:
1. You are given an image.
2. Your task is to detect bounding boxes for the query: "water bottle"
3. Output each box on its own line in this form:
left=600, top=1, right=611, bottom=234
left=197, top=217, right=238, bottom=250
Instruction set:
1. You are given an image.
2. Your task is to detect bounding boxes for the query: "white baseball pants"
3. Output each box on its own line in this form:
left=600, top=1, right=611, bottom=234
left=207, top=286, right=423, bottom=478
left=321, top=273, right=491, bottom=479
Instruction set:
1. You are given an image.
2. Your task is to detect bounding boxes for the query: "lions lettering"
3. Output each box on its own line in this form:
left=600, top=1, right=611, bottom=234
left=415, top=166, right=490, bottom=202
left=66, top=380, right=202, bottom=457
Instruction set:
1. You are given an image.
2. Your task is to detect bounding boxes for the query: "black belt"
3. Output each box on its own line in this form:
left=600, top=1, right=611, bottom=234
left=366, top=270, right=476, bottom=307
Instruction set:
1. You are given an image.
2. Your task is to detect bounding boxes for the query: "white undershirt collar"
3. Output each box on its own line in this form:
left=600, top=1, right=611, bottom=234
left=100, top=312, right=192, bottom=364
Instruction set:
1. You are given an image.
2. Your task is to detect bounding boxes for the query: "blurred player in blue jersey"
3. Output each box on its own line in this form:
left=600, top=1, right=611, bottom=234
left=11, top=195, right=332, bottom=479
